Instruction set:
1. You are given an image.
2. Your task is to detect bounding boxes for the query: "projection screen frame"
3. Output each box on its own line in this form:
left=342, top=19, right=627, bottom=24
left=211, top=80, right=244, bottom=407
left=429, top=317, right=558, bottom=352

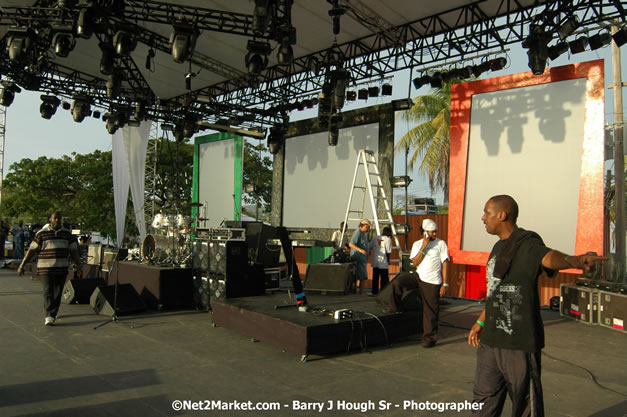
left=192, top=132, right=244, bottom=226
left=448, top=60, right=605, bottom=269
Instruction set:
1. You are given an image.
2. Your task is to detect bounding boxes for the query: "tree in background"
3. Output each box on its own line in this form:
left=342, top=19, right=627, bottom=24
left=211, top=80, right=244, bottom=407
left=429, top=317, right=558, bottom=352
left=242, top=140, right=273, bottom=219
left=151, top=138, right=194, bottom=216
left=396, top=79, right=462, bottom=205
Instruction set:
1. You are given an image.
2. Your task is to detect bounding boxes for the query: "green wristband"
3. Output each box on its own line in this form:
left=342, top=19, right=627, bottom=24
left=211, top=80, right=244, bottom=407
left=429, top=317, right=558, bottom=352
left=476, top=320, right=485, bottom=327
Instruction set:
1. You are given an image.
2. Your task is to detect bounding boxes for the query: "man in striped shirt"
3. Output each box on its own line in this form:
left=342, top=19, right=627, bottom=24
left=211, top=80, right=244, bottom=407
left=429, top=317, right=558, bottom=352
left=18, top=211, right=81, bottom=326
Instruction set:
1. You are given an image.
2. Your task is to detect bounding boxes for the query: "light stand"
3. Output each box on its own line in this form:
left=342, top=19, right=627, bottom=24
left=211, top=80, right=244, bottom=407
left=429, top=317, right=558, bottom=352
left=94, top=247, right=133, bottom=330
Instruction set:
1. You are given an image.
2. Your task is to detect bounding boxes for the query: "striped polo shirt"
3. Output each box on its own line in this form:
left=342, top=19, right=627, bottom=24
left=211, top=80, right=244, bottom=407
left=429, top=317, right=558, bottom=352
left=29, top=224, right=79, bottom=276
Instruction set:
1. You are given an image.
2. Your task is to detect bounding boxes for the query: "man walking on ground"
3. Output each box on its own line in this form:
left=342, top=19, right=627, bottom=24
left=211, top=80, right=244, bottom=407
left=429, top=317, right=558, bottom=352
left=17, top=211, right=82, bottom=326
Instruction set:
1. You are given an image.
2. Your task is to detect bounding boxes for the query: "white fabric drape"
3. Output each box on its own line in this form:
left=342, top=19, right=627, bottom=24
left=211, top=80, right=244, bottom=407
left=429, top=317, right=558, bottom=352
left=123, top=121, right=151, bottom=243
left=111, top=121, right=152, bottom=246
left=112, top=130, right=129, bottom=246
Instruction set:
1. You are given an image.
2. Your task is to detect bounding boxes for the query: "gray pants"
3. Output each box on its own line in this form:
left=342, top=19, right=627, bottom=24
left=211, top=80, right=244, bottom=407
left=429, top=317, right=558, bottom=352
left=471, top=344, right=544, bottom=417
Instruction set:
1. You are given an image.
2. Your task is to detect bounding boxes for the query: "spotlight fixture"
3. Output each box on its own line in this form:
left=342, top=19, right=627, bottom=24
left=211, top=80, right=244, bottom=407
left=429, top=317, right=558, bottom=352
left=71, top=95, right=91, bottom=123
left=52, top=31, right=75, bottom=57
left=391, top=98, right=414, bottom=111
left=277, top=27, right=296, bottom=65
left=568, top=36, right=589, bottom=54
left=106, top=71, right=123, bottom=99
left=412, top=75, right=431, bottom=89
left=76, top=7, right=95, bottom=39
left=185, top=71, right=195, bottom=90
left=358, top=89, right=368, bottom=100
left=127, top=119, right=140, bottom=127
left=170, top=24, right=198, bottom=63
left=161, top=123, right=174, bottom=131
left=523, top=24, right=552, bottom=75
left=471, top=61, right=491, bottom=77
left=105, top=113, right=118, bottom=134
left=267, top=125, right=285, bottom=154
left=308, top=56, right=322, bottom=75
left=252, top=0, right=271, bottom=35
left=0, top=82, right=21, bottom=107
left=183, top=117, right=198, bottom=138
left=145, top=48, right=155, bottom=70
left=135, top=100, right=147, bottom=120
left=613, top=26, right=627, bottom=47
left=390, top=175, right=412, bottom=187
left=99, top=43, right=115, bottom=75
left=39, top=95, right=61, bottom=119
left=328, top=0, right=347, bottom=36
left=330, top=69, right=350, bottom=110
left=548, top=42, right=569, bottom=60
left=368, top=86, right=380, bottom=97
left=62, top=101, right=71, bottom=110
left=328, top=113, right=343, bottom=146
left=92, top=110, right=101, bottom=119
left=558, top=16, right=579, bottom=40
left=489, top=57, right=507, bottom=71
left=318, top=88, right=332, bottom=129
left=113, top=30, right=137, bottom=56
left=57, top=0, right=77, bottom=8
left=6, top=27, right=33, bottom=62
left=346, top=90, right=356, bottom=101
left=588, top=32, right=612, bottom=51
left=381, top=83, right=393, bottom=96
left=245, top=40, right=271, bottom=75
left=429, top=72, right=443, bottom=88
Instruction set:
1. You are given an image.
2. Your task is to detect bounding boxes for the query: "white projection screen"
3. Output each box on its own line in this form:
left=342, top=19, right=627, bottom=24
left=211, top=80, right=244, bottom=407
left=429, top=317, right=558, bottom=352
left=448, top=61, right=605, bottom=266
left=193, top=133, right=243, bottom=228
left=283, top=123, right=379, bottom=228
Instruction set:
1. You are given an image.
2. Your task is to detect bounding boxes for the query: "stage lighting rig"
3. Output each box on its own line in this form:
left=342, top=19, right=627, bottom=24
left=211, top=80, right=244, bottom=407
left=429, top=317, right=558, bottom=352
left=613, top=26, right=627, bottom=47
left=183, top=116, right=199, bottom=138
left=328, top=0, right=347, bottom=36
left=170, top=24, right=199, bottom=63
left=413, top=75, right=431, bottom=89
left=0, top=82, right=21, bottom=107
left=253, top=0, right=271, bottom=36
left=429, top=72, right=443, bottom=88
left=382, top=83, right=393, bottom=96
left=71, top=95, right=91, bottom=123
left=548, top=41, right=569, bottom=60
left=318, top=82, right=333, bottom=128
left=113, top=30, right=137, bottom=56
left=328, top=113, right=342, bottom=146
left=558, top=16, right=579, bottom=40
left=106, top=70, right=123, bottom=99
left=58, top=0, right=77, bottom=8
left=471, top=61, right=491, bottom=77
left=40, top=95, right=61, bottom=119
left=52, top=31, right=76, bottom=58
left=76, top=7, right=96, bottom=39
left=277, top=28, right=296, bottom=66
left=99, top=43, right=115, bottom=75
left=391, top=98, right=414, bottom=111
left=588, top=32, right=612, bottom=51
left=245, top=40, right=271, bottom=75
left=523, top=24, right=552, bottom=75
left=6, top=27, right=34, bottom=62
left=568, top=36, right=589, bottom=54
left=267, top=124, right=285, bottom=154
left=489, top=57, right=507, bottom=71
left=330, top=69, right=350, bottom=110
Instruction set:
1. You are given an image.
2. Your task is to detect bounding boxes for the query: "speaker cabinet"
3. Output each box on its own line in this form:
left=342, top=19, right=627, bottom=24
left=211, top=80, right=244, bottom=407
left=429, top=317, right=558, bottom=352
left=304, top=263, right=356, bottom=295
left=375, top=278, right=423, bottom=312
left=209, top=240, right=247, bottom=276
left=192, top=240, right=209, bottom=273
left=90, top=284, right=146, bottom=316
left=62, top=278, right=106, bottom=304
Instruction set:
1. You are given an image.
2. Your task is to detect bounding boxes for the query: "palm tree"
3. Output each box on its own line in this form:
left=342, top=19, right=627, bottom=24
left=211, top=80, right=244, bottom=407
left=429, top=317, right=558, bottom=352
left=396, top=79, right=460, bottom=205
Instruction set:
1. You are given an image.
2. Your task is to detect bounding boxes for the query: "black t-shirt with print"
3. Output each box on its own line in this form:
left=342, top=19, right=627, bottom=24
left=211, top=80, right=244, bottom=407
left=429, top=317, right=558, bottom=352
left=481, top=233, right=554, bottom=352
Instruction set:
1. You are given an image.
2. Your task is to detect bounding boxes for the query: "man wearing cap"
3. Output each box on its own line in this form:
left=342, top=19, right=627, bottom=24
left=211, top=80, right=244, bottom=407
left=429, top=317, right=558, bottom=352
left=348, top=219, right=371, bottom=295
left=384, top=218, right=449, bottom=348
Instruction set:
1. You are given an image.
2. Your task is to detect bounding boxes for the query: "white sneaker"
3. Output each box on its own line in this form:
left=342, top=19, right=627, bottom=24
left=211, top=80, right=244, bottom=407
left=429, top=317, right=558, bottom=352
left=44, top=316, right=55, bottom=326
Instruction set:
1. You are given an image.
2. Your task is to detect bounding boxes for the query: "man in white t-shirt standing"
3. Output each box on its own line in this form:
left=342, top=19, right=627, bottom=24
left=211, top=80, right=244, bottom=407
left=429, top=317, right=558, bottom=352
left=384, top=219, right=449, bottom=348
left=411, top=219, right=449, bottom=347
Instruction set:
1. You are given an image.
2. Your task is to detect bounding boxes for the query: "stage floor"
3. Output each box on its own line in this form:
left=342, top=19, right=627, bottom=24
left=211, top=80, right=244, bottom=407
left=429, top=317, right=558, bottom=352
left=1, top=269, right=626, bottom=417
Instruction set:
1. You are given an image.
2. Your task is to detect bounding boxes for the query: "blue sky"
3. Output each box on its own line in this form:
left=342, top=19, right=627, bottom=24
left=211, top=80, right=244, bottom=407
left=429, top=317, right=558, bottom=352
left=4, top=37, right=626, bottom=206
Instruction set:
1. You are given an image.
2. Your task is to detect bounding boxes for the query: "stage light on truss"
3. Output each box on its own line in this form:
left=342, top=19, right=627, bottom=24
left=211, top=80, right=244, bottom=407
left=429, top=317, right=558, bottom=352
left=6, top=27, right=32, bottom=62
left=99, top=44, right=115, bottom=75
left=440, top=71, right=453, bottom=83
left=76, top=7, right=95, bottom=39
left=394, top=224, right=411, bottom=235
left=170, top=24, right=198, bottom=63
left=471, top=61, right=491, bottom=77
left=368, top=86, right=380, bottom=97
left=0, top=82, right=20, bottom=107
left=161, top=123, right=175, bottom=131
left=523, top=24, right=551, bottom=75
left=331, top=69, right=350, bottom=110
left=429, top=72, right=443, bottom=88
left=489, top=57, right=507, bottom=71
left=390, top=175, right=412, bottom=187
left=92, top=110, right=101, bottom=119
left=39, top=95, right=61, bottom=119
left=106, top=71, right=123, bottom=99
left=252, top=0, right=270, bottom=35
left=113, top=30, right=137, bottom=56
left=135, top=100, right=147, bottom=120
left=328, top=114, right=342, bottom=146
left=52, top=32, right=75, bottom=57
left=185, top=71, right=195, bottom=90
left=267, top=125, right=284, bottom=154
left=277, top=29, right=295, bottom=66
left=105, top=113, right=118, bottom=134
left=62, top=101, right=71, bottom=110
left=613, top=26, right=627, bottom=47
left=588, top=32, right=612, bottom=51
left=71, top=96, right=91, bottom=123
left=308, top=56, right=322, bottom=75
left=568, top=36, right=589, bottom=54
left=127, top=119, right=140, bottom=127
left=183, top=117, right=198, bottom=138
left=558, top=16, right=579, bottom=40
left=391, top=98, right=414, bottom=111
left=57, top=0, right=77, bottom=7
left=358, top=88, right=368, bottom=100
left=412, top=75, right=431, bottom=89
left=245, top=40, right=271, bottom=75
left=548, top=41, right=569, bottom=60
left=381, top=83, right=393, bottom=96
left=346, top=90, right=357, bottom=101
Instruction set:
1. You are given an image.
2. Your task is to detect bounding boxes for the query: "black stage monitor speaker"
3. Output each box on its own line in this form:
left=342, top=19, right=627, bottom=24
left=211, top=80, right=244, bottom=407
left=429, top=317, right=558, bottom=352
left=304, top=263, right=355, bottom=295
left=62, top=278, right=106, bottom=304
left=90, top=284, right=146, bottom=316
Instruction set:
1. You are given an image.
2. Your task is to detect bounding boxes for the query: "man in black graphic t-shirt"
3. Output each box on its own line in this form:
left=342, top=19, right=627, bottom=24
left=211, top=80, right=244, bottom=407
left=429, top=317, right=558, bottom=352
left=467, top=195, right=606, bottom=417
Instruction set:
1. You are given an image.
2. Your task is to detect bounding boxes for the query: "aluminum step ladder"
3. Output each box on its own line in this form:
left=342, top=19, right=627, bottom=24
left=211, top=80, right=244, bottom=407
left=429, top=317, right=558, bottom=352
left=340, top=149, right=401, bottom=258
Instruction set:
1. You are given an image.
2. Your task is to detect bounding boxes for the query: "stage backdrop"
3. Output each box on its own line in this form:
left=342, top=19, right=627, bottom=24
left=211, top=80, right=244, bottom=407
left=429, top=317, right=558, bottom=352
left=448, top=60, right=605, bottom=268
left=193, top=132, right=244, bottom=228
left=283, top=123, right=380, bottom=229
